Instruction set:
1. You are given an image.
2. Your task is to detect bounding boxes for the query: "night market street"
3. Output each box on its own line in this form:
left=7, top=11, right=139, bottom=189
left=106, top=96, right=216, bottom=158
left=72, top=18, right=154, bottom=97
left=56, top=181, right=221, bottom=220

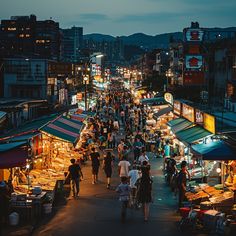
left=1, top=1, right=236, bottom=235
left=33, top=156, right=182, bottom=236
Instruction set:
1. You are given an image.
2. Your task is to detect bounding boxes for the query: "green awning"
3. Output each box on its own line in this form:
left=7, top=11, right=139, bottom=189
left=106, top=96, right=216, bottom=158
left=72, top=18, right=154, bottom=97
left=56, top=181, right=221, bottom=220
left=171, top=119, right=193, bottom=133
left=167, top=118, right=186, bottom=127
left=141, top=97, right=167, bottom=105
left=175, top=126, right=212, bottom=145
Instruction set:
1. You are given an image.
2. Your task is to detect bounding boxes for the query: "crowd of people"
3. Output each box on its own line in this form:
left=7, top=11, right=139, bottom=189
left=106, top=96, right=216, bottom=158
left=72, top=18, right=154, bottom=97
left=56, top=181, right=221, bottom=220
left=65, top=85, right=154, bottom=222
left=65, top=82, right=193, bottom=223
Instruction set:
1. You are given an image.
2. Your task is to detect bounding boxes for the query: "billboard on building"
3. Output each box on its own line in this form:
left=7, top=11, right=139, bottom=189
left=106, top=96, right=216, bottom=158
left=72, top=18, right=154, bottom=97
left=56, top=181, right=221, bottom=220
left=185, top=55, right=203, bottom=70
left=185, top=28, right=204, bottom=42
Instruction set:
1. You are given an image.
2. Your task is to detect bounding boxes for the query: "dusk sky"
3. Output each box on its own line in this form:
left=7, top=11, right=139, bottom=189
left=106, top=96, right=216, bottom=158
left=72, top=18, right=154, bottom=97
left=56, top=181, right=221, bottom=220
left=1, top=0, right=236, bottom=36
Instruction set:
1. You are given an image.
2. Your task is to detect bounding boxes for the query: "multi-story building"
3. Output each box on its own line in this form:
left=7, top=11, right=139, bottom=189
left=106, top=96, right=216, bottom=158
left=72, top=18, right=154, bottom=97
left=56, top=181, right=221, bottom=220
left=83, top=37, right=124, bottom=63
left=35, top=19, right=61, bottom=60
left=205, top=39, right=236, bottom=111
left=169, top=42, right=183, bottom=85
left=153, top=49, right=169, bottom=75
left=61, top=26, right=83, bottom=62
left=0, top=58, right=81, bottom=105
left=0, top=15, right=60, bottom=60
left=0, top=15, right=36, bottom=57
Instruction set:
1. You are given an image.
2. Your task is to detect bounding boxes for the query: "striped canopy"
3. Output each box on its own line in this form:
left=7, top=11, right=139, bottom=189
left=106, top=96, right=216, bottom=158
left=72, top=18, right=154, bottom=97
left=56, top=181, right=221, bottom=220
left=40, top=116, right=83, bottom=145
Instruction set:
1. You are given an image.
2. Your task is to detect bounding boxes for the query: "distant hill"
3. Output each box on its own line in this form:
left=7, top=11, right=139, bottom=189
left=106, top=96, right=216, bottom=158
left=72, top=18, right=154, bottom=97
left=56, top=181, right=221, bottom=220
left=84, top=32, right=183, bottom=50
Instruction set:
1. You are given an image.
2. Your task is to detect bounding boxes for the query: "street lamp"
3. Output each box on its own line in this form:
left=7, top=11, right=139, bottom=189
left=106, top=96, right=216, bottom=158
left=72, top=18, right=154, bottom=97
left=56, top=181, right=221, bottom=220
left=165, top=69, right=172, bottom=92
left=83, top=76, right=89, bottom=111
left=83, top=54, right=103, bottom=111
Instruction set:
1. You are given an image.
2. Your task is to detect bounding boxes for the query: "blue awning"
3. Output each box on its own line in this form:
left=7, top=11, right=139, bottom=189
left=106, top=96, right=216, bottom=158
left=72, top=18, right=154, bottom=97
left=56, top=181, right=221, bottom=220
left=191, top=141, right=236, bottom=160
left=0, top=141, right=27, bottom=152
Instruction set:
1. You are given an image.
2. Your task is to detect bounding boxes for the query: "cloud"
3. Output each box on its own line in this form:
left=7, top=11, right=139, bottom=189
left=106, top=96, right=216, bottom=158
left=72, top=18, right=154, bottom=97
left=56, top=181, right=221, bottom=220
left=116, top=12, right=183, bottom=23
left=79, top=13, right=109, bottom=21
left=63, top=13, right=110, bottom=28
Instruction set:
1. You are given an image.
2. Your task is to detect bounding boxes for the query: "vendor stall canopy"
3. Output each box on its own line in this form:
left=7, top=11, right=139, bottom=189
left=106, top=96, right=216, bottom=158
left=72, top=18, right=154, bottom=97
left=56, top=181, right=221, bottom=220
left=40, top=116, right=84, bottom=145
left=0, top=141, right=28, bottom=168
left=191, top=140, right=236, bottom=160
left=153, top=106, right=172, bottom=120
left=175, top=125, right=212, bottom=145
left=167, top=117, right=193, bottom=133
left=141, top=97, right=168, bottom=106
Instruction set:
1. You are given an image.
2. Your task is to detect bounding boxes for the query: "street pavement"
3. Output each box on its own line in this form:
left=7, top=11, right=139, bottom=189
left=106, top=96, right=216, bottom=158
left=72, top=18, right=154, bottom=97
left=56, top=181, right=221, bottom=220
left=32, top=152, right=185, bottom=236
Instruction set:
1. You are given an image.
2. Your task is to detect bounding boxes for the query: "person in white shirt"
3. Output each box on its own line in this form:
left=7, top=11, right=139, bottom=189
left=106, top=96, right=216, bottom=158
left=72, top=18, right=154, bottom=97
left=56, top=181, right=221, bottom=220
left=118, top=157, right=131, bottom=179
left=138, top=150, right=149, bottom=165
left=128, top=164, right=142, bottom=207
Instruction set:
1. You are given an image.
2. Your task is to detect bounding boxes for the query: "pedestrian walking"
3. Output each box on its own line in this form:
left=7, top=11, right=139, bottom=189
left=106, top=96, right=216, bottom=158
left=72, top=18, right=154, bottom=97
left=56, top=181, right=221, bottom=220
left=118, top=156, right=131, bottom=179
left=133, top=138, right=143, bottom=161
left=65, top=158, right=83, bottom=198
left=90, top=147, right=100, bottom=184
left=136, top=166, right=153, bottom=221
left=103, top=151, right=114, bottom=189
left=138, top=150, right=149, bottom=165
left=116, top=177, right=131, bottom=222
left=128, top=163, right=141, bottom=207
left=117, top=139, right=125, bottom=160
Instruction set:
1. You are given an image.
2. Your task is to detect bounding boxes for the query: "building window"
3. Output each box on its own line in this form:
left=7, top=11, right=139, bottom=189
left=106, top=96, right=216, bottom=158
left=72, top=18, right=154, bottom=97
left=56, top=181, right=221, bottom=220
left=36, top=40, right=45, bottom=43
left=7, top=27, right=16, bottom=31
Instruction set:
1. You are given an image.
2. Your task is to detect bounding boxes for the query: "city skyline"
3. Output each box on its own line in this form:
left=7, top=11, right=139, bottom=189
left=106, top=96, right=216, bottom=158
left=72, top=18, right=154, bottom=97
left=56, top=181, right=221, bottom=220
left=0, top=0, right=236, bottom=36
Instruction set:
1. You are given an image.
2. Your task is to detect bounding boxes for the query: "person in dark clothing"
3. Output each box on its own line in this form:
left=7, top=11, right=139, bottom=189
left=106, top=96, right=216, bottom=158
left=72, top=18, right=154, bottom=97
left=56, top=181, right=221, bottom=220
left=166, top=155, right=177, bottom=185
left=136, top=166, right=153, bottom=221
left=177, top=161, right=190, bottom=209
left=65, top=159, right=83, bottom=198
left=0, top=181, right=10, bottom=230
left=103, top=152, right=114, bottom=189
left=90, top=147, right=100, bottom=184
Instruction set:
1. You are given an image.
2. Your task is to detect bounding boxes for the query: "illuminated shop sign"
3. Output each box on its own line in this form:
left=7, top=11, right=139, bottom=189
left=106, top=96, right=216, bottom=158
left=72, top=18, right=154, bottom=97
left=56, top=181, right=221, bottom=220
left=195, top=109, right=204, bottom=124
left=185, top=55, right=203, bottom=69
left=174, top=100, right=181, bottom=116
left=182, top=104, right=194, bottom=122
left=185, top=29, right=204, bottom=42
left=203, top=113, right=216, bottom=134
left=164, top=92, right=173, bottom=105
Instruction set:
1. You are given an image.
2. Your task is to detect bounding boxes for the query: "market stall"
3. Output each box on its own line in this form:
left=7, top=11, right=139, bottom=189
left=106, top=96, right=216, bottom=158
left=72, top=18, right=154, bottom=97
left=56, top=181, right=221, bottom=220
left=0, top=133, right=48, bottom=222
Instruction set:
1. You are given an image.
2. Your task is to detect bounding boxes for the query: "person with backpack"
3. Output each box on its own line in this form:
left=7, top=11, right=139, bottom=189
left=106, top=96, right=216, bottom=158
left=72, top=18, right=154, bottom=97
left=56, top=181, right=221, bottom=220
left=65, top=158, right=83, bottom=198
left=177, top=161, right=190, bottom=209
left=116, top=177, right=131, bottom=222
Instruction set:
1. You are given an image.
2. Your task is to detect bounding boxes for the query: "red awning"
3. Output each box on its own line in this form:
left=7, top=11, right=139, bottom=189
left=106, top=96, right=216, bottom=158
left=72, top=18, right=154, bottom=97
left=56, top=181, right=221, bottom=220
left=0, top=145, right=28, bottom=168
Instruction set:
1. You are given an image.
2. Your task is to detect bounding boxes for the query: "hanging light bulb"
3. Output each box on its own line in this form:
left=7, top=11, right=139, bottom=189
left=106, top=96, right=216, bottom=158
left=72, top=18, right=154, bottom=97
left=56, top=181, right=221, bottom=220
left=216, top=168, right=221, bottom=173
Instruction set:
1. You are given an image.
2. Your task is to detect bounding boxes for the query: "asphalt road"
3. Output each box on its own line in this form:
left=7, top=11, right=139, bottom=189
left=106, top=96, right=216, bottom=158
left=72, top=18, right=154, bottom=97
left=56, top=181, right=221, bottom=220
left=32, top=154, right=186, bottom=236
